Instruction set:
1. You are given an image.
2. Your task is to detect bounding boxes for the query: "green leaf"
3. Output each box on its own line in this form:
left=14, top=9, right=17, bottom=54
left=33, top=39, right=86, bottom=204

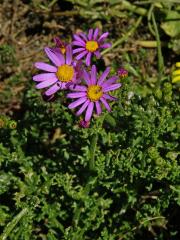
left=161, top=10, right=180, bottom=37
left=104, top=114, right=117, bottom=128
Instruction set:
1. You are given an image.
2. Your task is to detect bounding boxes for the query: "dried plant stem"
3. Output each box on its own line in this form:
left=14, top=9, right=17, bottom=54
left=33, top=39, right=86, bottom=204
left=136, top=40, right=167, bottom=48
left=35, top=10, right=79, bottom=16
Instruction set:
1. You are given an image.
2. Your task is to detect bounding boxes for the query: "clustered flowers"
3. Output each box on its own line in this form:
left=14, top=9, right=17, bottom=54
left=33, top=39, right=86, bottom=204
left=33, top=28, right=123, bottom=127
left=172, top=62, right=180, bottom=83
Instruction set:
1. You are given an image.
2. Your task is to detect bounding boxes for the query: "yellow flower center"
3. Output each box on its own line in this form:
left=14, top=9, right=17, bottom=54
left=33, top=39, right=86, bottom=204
left=87, top=85, right=103, bottom=102
left=86, top=41, right=99, bottom=52
left=56, top=64, right=74, bottom=82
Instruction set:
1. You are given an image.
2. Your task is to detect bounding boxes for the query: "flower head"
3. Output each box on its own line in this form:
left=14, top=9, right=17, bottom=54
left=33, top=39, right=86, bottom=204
left=9, top=120, right=17, bottom=129
left=72, top=28, right=111, bottom=66
left=79, top=119, right=90, bottom=128
left=67, top=65, right=122, bottom=122
left=51, top=37, right=67, bottom=55
left=33, top=45, right=81, bottom=97
left=118, top=68, right=128, bottom=78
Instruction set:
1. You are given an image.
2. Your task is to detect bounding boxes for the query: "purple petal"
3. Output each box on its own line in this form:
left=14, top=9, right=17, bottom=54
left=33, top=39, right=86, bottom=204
left=76, top=99, right=90, bottom=116
left=34, top=62, right=57, bottom=72
left=91, top=65, right=97, bottom=85
left=65, top=82, right=73, bottom=89
left=97, top=67, right=111, bottom=85
left=74, top=60, right=83, bottom=71
left=95, top=101, right=102, bottom=115
left=76, top=66, right=83, bottom=80
left=50, top=47, right=63, bottom=57
left=68, top=97, right=87, bottom=109
left=76, top=50, right=88, bottom=60
left=98, top=32, right=109, bottom=42
left=44, top=47, right=64, bottom=66
left=66, top=45, right=72, bottom=65
left=33, top=73, right=57, bottom=82
left=79, top=32, right=88, bottom=41
left=68, top=74, right=77, bottom=85
left=36, top=78, right=58, bottom=89
left=103, top=83, right=122, bottom=92
left=72, top=41, right=85, bottom=47
left=85, top=52, right=92, bottom=66
left=73, top=77, right=80, bottom=85
left=103, top=93, right=118, bottom=101
left=94, top=50, right=101, bottom=59
left=61, top=82, right=68, bottom=89
left=83, top=69, right=91, bottom=85
left=69, top=85, right=87, bottom=91
left=44, top=83, right=61, bottom=96
left=88, top=29, right=93, bottom=40
left=54, top=37, right=63, bottom=47
left=52, top=50, right=66, bottom=61
left=85, top=102, right=94, bottom=121
left=100, top=43, right=112, bottom=49
left=73, top=34, right=86, bottom=44
left=73, top=48, right=85, bottom=54
left=100, top=97, right=111, bottom=112
left=93, top=28, right=99, bottom=40
left=72, top=75, right=81, bottom=85
left=101, top=76, right=119, bottom=88
left=67, top=92, right=87, bottom=99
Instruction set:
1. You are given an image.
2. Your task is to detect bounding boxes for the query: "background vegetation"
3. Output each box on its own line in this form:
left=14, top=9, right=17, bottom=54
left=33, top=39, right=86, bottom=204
left=0, top=0, right=179, bottom=239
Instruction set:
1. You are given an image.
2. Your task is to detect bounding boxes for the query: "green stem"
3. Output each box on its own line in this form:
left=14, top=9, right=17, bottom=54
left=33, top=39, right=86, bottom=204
left=152, top=12, right=164, bottom=83
left=89, top=133, right=98, bottom=171
left=72, top=134, right=98, bottom=230
left=101, top=16, right=143, bottom=55
left=110, top=0, right=147, bottom=16
left=73, top=117, right=105, bottom=230
left=0, top=208, right=28, bottom=240
left=147, top=4, right=156, bottom=36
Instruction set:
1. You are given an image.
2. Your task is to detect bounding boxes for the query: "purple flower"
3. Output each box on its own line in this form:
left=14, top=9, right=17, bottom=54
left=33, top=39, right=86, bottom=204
left=79, top=119, right=90, bottom=128
left=33, top=45, right=81, bottom=97
left=72, top=28, right=111, bottom=66
left=51, top=37, right=67, bottom=55
left=67, top=65, right=122, bottom=122
left=118, top=68, right=128, bottom=78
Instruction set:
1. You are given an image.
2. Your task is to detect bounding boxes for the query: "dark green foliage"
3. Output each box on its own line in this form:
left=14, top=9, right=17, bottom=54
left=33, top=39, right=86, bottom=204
left=0, top=44, right=16, bottom=66
left=0, top=73, right=179, bottom=239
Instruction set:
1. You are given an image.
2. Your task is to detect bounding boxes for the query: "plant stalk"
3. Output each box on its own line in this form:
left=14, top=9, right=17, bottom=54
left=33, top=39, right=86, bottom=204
left=0, top=208, right=28, bottom=240
left=101, top=16, right=143, bottom=55
left=152, top=12, right=164, bottom=82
